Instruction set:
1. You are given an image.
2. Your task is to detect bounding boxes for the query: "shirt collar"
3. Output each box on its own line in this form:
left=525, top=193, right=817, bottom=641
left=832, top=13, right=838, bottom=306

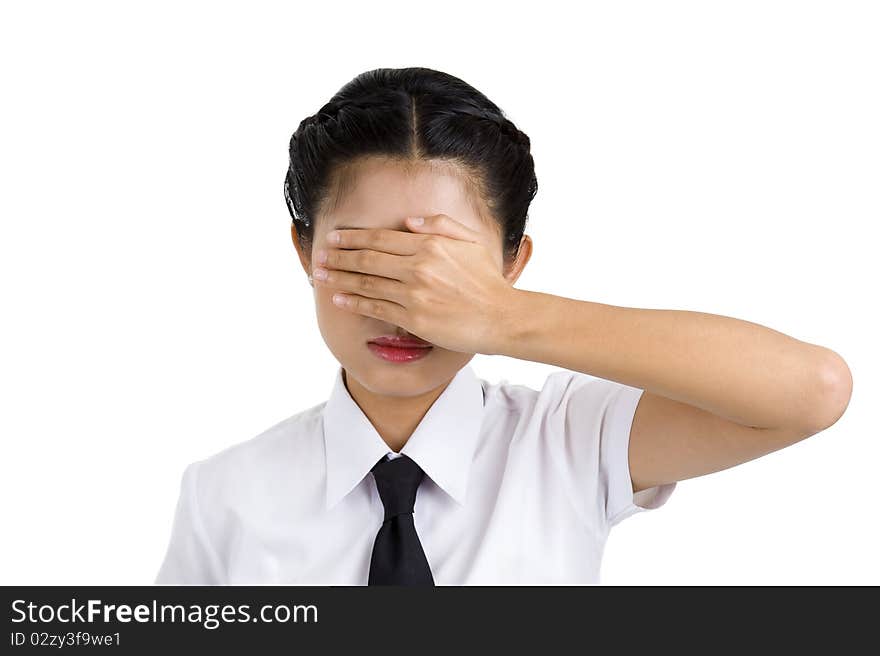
left=321, top=363, right=485, bottom=511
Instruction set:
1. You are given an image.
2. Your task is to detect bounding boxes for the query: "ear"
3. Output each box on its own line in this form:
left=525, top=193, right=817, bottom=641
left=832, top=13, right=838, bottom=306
left=503, top=234, right=533, bottom=286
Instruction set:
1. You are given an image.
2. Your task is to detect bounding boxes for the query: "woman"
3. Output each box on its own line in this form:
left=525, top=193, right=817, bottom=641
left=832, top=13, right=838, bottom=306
left=155, top=67, right=852, bottom=585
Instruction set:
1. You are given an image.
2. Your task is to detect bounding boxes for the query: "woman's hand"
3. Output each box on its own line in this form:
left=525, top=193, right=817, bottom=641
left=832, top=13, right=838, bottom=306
left=311, top=214, right=517, bottom=355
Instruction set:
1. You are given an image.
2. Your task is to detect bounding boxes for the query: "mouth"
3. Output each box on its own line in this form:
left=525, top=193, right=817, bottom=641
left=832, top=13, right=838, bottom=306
left=366, top=335, right=434, bottom=363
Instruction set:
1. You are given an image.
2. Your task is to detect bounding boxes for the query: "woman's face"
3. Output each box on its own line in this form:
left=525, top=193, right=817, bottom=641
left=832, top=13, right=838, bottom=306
left=291, top=156, right=525, bottom=399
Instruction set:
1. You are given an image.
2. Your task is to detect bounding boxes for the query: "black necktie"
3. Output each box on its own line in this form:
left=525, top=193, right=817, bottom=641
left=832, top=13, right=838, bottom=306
left=368, top=454, right=435, bottom=586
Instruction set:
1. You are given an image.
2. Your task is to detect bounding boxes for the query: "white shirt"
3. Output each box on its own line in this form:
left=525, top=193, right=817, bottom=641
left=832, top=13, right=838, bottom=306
left=155, top=364, right=676, bottom=585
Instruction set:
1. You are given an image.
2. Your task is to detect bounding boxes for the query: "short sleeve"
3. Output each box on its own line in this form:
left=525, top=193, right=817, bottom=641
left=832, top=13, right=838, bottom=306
left=540, top=370, right=676, bottom=532
left=601, top=383, right=676, bottom=528
left=154, top=462, right=225, bottom=584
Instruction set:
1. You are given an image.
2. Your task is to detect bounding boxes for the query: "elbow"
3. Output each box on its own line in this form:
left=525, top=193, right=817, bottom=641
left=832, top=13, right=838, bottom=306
left=804, top=347, right=853, bottom=434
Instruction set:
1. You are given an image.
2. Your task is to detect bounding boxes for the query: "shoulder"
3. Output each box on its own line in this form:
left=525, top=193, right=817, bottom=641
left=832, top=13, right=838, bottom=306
left=484, top=369, right=636, bottom=419
left=188, top=401, right=325, bottom=498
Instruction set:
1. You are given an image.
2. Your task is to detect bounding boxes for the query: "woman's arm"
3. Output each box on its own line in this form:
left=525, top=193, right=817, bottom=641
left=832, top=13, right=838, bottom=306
left=311, top=217, right=852, bottom=490
left=499, top=290, right=853, bottom=490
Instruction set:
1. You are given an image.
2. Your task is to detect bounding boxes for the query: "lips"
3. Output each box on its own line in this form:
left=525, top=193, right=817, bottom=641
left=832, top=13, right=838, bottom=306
left=368, top=335, right=433, bottom=348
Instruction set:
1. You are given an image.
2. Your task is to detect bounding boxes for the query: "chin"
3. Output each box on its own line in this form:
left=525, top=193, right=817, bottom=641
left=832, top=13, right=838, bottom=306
left=346, top=359, right=443, bottom=395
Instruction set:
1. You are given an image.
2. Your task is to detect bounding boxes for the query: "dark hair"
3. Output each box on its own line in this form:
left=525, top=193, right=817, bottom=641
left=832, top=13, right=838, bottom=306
left=283, top=67, right=537, bottom=263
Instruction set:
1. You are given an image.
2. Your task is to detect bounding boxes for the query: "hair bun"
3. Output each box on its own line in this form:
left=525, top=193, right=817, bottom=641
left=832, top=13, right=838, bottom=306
left=499, top=117, right=530, bottom=148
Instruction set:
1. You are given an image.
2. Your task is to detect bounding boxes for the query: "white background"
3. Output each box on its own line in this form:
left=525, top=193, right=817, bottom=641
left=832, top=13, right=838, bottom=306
left=1, top=1, right=876, bottom=585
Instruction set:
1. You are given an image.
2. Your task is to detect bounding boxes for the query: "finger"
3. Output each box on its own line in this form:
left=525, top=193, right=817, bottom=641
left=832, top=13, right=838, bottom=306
left=331, top=291, right=408, bottom=326
left=312, top=266, right=407, bottom=304
left=324, top=227, right=422, bottom=255
left=321, top=247, right=412, bottom=282
left=405, top=214, right=481, bottom=242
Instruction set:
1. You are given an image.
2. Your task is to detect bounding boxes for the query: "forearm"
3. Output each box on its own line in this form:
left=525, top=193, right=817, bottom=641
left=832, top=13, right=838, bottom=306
left=498, top=289, right=849, bottom=432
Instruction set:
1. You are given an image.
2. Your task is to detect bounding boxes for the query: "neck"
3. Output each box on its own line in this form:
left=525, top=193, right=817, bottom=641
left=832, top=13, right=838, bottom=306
left=343, top=368, right=450, bottom=452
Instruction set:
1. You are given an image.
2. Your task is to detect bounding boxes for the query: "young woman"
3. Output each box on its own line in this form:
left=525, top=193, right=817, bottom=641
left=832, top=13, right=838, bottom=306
left=155, top=67, right=852, bottom=585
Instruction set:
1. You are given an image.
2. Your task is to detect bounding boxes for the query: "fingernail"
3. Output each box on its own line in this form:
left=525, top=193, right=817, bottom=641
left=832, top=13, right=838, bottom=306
left=316, top=249, right=327, bottom=264
left=409, top=216, right=424, bottom=225
left=327, top=230, right=340, bottom=244
left=313, top=267, right=328, bottom=281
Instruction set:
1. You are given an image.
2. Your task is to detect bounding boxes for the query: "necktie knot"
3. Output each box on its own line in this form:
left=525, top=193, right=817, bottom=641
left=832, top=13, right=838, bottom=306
left=370, top=454, right=425, bottom=521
